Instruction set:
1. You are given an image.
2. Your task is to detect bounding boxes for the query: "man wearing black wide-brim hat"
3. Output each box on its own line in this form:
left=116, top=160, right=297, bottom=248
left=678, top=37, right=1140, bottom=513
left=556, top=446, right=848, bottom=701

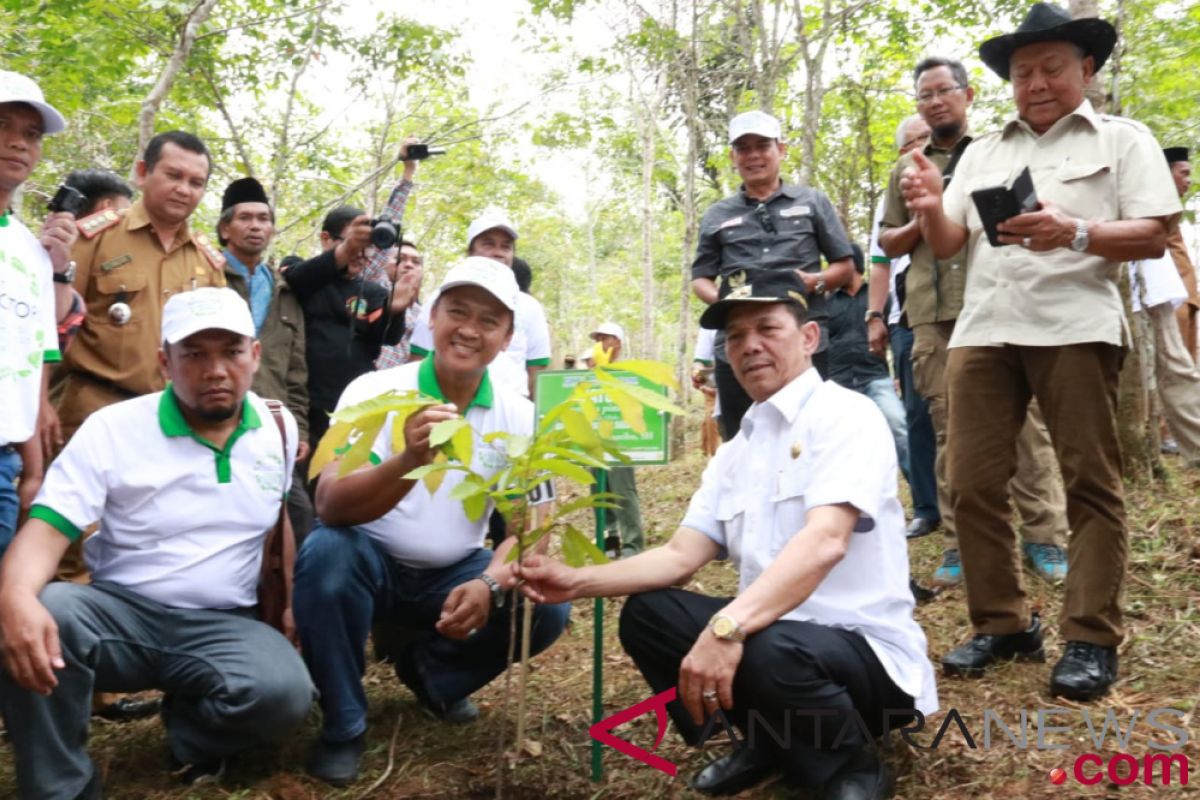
left=899, top=3, right=1183, bottom=701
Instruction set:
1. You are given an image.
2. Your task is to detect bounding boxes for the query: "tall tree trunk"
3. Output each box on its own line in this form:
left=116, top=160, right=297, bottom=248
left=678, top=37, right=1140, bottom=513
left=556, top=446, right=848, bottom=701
left=271, top=4, right=327, bottom=207
left=130, top=0, right=221, bottom=176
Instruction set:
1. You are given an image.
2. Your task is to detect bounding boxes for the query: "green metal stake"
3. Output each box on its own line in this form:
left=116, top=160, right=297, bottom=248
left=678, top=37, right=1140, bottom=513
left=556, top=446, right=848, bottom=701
left=591, top=468, right=608, bottom=783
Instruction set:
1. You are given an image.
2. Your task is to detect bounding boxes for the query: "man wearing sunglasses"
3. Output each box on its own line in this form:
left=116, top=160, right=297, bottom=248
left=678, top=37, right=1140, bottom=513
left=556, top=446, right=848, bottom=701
left=691, top=110, right=855, bottom=441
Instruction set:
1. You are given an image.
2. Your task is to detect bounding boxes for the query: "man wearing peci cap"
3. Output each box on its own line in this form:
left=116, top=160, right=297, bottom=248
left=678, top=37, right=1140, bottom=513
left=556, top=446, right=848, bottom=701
left=409, top=209, right=553, bottom=400
left=294, top=257, right=569, bottom=787
left=0, top=71, right=77, bottom=559
left=1162, top=147, right=1199, bottom=359
left=0, top=287, right=315, bottom=799
left=218, top=176, right=314, bottom=537
left=519, top=268, right=936, bottom=800
left=901, top=2, right=1182, bottom=699
left=589, top=322, right=645, bottom=556
left=691, top=110, right=856, bottom=441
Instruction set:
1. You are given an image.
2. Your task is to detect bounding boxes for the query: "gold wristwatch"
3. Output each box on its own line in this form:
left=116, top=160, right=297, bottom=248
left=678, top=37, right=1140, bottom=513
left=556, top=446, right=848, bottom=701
left=708, top=613, right=747, bottom=642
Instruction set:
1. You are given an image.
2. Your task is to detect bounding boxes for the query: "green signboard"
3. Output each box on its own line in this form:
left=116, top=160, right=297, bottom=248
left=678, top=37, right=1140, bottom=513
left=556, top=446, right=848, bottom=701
left=535, top=369, right=671, bottom=465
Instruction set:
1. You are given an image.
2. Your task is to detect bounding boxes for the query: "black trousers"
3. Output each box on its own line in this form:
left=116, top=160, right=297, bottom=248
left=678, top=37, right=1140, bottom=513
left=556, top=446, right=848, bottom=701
left=715, top=351, right=828, bottom=441
left=618, top=589, right=912, bottom=787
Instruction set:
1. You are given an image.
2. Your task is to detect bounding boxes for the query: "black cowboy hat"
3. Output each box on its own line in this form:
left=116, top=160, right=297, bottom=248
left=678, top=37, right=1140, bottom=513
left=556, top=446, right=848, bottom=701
left=979, top=2, right=1117, bottom=81
left=699, top=268, right=810, bottom=330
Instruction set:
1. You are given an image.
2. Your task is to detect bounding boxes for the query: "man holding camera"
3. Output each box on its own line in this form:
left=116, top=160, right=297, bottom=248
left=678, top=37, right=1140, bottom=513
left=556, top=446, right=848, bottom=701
left=0, top=71, right=77, bottom=558
left=54, top=131, right=225, bottom=443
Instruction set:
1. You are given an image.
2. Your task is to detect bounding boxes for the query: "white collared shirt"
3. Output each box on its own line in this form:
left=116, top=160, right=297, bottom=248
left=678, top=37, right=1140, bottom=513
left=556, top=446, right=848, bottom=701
left=31, top=390, right=296, bottom=609
left=681, top=368, right=938, bottom=714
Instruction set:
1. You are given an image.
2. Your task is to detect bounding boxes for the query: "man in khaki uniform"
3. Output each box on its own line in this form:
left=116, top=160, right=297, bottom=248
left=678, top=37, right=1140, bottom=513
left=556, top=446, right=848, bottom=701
left=1164, top=148, right=1198, bottom=359
left=217, top=176, right=313, bottom=538
left=901, top=3, right=1181, bottom=701
left=875, top=55, right=1069, bottom=586
left=54, top=130, right=224, bottom=440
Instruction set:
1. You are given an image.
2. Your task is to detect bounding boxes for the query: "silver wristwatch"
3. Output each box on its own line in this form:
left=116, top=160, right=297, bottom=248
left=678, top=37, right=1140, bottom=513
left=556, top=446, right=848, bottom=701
left=476, top=573, right=505, bottom=609
left=1069, top=219, right=1089, bottom=252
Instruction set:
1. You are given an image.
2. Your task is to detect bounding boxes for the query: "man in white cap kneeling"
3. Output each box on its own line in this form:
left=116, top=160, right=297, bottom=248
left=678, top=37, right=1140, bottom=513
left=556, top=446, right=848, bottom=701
left=295, top=257, right=570, bottom=786
left=0, top=287, right=315, bottom=799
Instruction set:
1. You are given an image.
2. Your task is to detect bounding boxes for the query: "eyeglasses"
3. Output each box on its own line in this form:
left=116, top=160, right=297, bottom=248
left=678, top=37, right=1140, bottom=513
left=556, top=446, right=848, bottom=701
left=915, top=85, right=965, bottom=105
left=755, top=203, right=776, bottom=234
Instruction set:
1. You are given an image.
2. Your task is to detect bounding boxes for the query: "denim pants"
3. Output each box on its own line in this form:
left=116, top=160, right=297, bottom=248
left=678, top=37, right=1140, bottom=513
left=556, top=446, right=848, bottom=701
left=0, top=445, right=20, bottom=558
left=861, top=377, right=910, bottom=482
left=0, top=581, right=315, bottom=800
left=293, top=525, right=570, bottom=742
left=888, top=324, right=939, bottom=522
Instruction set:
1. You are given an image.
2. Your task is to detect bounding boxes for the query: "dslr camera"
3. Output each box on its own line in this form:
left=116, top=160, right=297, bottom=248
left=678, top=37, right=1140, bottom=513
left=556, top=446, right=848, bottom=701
left=47, top=185, right=88, bottom=217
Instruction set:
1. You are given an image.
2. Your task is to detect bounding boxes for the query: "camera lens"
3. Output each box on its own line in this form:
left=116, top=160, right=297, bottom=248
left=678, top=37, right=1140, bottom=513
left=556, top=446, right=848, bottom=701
left=371, top=219, right=398, bottom=250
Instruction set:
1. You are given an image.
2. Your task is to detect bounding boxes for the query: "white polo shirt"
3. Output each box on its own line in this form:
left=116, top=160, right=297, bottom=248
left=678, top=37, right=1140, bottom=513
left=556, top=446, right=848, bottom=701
left=0, top=216, right=62, bottom=445
left=409, top=291, right=552, bottom=398
left=335, top=357, right=534, bottom=568
left=681, top=368, right=938, bottom=715
left=30, top=389, right=297, bottom=610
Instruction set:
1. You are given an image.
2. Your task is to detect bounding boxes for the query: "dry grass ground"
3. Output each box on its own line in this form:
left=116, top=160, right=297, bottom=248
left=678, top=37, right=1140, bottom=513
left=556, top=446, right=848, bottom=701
left=1, top=428, right=1197, bottom=799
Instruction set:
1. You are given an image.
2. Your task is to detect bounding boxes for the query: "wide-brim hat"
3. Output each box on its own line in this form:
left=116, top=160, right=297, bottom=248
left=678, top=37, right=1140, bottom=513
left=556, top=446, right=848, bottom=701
left=699, top=268, right=809, bottom=330
left=979, top=2, right=1116, bottom=81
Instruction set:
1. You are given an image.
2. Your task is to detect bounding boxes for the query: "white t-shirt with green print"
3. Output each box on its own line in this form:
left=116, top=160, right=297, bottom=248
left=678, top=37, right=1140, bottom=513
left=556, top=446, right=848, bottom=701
left=0, top=216, right=60, bottom=444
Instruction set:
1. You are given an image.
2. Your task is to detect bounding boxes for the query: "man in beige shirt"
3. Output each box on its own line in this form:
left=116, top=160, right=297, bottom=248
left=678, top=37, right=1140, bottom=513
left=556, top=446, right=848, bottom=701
left=899, top=2, right=1181, bottom=702
left=874, top=55, right=1069, bottom=587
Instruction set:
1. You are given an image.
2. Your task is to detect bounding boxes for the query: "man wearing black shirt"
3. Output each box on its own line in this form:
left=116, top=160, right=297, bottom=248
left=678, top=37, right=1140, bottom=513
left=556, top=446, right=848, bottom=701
left=285, top=207, right=404, bottom=450
left=691, top=110, right=856, bottom=440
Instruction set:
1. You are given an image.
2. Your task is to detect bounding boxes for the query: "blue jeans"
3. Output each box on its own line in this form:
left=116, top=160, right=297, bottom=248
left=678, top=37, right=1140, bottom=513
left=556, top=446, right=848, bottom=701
left=889, top=325, right=939, bottom=522
left=0, top=581, right=314, bottom=800
left=862, top=378, right=910, bottom=481
left=0, top=445, right=22, bottom=559
left=293, top=525, right=570, bottom=742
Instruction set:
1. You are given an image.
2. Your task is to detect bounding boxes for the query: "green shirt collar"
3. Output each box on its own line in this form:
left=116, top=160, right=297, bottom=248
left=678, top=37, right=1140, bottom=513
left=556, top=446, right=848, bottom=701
left=158, top=386, right=261, bottom=484
left=417, top=356, right=493, bottom=410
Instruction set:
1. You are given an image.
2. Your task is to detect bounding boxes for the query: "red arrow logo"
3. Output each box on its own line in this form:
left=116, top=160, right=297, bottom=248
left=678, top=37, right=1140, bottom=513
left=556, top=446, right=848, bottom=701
left=589, top=687, right=678, bottom=777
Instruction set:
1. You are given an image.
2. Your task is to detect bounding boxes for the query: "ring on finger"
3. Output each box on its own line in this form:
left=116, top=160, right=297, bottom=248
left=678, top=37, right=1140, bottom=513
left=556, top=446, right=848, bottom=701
left=1023, top=236, right=1032, bottom=248
left=702, top=689, right=718, bottom=702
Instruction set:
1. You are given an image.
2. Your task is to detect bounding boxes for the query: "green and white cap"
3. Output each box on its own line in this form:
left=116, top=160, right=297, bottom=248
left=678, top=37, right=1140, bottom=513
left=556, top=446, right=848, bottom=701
left=161, top=287, right=256, bottom=345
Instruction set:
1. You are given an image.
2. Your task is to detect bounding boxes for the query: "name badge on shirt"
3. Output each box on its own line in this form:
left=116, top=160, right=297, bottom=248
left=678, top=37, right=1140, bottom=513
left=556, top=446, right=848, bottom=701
left=779, top=205, right=812, bottom=218
left=99, top=254, right=132, bottom=272
left=718, top=216, right=745, bottom=230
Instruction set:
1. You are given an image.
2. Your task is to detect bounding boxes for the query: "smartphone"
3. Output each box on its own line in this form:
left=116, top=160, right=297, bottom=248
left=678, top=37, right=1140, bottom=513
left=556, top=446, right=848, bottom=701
left=403, top=143, right=445, bottom=161
left=971, top=167, right=1038, bottom=247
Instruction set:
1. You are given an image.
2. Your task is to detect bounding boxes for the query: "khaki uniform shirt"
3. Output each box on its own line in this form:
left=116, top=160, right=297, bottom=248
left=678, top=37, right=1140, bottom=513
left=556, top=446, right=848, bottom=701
left=62, top=200, right=227, bottom=397
left=944, top=101, right=1182, bottom=348
left=880, top=134, right=973, bottom=326
left=1166, top=227, right=1200, bottom=310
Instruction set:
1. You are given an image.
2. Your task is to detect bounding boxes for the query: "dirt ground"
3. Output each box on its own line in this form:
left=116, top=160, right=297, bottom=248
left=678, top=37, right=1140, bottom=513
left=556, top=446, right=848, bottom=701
left=1, top=426, right=1197, bottom=799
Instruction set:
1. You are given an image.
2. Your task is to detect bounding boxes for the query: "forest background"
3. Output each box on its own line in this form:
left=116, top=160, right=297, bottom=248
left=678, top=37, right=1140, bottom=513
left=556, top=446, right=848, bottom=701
left=2, top=0, right=1198, bottom=428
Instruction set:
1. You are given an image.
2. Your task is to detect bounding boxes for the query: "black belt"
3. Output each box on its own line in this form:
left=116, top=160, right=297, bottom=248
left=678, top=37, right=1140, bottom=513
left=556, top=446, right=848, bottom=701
left=69, top=371, right=140, bottom=400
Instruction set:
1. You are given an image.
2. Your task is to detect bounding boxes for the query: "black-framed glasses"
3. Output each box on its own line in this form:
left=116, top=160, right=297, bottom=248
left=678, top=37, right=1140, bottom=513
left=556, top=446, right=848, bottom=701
left=755, top=203, right=776, bottom=234
left=915, top=85, right=965, bottom=105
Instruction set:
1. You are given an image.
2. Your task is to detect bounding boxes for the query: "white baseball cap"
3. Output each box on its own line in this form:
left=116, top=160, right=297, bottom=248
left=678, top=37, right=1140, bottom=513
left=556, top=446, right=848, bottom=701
left=728, top=110, right=782, bottom=145
left=161, top=287, right=256, bottom=345
left=0, top=71, right=66, bottom=134
left=466, top=209, right=519, bottom=249
left=590, top=322, right=625, bottom=342
left=435, top=256, right=519, bottom=312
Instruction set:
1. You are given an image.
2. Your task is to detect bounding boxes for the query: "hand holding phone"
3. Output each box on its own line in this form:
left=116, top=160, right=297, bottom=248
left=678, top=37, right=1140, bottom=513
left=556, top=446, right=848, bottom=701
left=971, top=167, right=1038, bottom=247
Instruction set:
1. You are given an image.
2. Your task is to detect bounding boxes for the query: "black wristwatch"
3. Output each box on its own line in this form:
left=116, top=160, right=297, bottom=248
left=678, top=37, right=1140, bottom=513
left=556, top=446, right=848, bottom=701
left=865, top=309, right=884, bottom=324
left=476, top=573, right=505, bottom=609
left=53, top=260, right=76, bottom=284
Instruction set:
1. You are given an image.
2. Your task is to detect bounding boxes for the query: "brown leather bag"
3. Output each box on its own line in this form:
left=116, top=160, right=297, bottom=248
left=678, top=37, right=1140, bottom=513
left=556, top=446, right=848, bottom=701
left=260, top=400, right=297, bottom=642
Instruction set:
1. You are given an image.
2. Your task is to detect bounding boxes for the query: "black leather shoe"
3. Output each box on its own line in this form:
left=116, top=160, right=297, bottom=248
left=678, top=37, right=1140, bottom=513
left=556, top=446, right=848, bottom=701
left=942, top=612, right=1045, bottom=677
left=905, top=517, right=938, bottom=539
left=1050, top=641, right=1118, bottom=701
left=307, top=733, right=366, bottom=787
left=690, top=747, right=773, bottom=795
left=95, top=696, right=162, bottom=722
left=822, top=752, right=893, bottom=800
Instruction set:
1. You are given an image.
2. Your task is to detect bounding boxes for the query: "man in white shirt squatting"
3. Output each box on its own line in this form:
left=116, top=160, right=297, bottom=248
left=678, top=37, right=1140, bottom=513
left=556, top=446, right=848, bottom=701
left=0, top=287, right=315, bottom=800
left=295, top=257, right=569, bottom=787
left=517, top=268, right=937, bottom=800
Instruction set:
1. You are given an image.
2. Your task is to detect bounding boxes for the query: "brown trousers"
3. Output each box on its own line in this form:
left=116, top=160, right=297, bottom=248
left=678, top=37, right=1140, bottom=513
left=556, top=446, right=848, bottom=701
left=946, top=344, right=1127, bottom=646
left=1177, top=303, right=1198, bottom=368
left=911, top=321, right=1068, bottom=547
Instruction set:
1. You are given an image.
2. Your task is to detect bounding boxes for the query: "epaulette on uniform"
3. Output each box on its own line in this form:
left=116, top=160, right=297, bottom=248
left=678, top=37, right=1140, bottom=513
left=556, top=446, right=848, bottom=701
left=1098, top=114, right=1151, bottom=134
left=192, top=232, right=227, bottom=272
left=75, top=208, right=125, bottom=240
